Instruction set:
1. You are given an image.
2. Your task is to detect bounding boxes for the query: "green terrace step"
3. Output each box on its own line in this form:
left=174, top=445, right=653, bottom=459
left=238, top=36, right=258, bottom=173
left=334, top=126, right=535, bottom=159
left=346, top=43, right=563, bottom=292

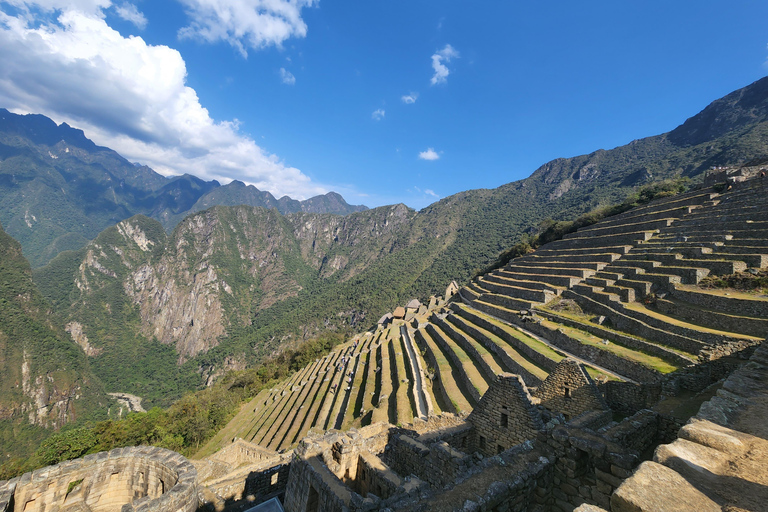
left=463, top=282, right=484, bottom=297
left=617, top=260, right=711, bottom=284
left=572, top=283, right=621, bottom=303
left=683, top=210, right=768, bottom=222
left=623, top=254, right=747, bottom=275
left=287, top=355, right=343, bottom=446
left=315, top=350, right=356, bottom=431
left=660, top=220, right=768, bottom=233
left=475, top=291, right=537, bottom=312
left=543, top=230, right=655, bottom=250
left=487, top=272, right=562, bottom=293
left=604, top=266, right=683, bottom=288
left=341, top=350, right=370, bottom=430
left=477, top=276, right=556, bottom=303
left=671, top=286, right=768, bottom=318
left=424, top=323, right=487, bottom=402
left=494, top=269, right=582, bottom=288
left=654, top=298, right=768, bottom=339
left=506, top=260, right=609, bottom=271
left=503, top=263, right=597, bottom=278
left=588, top=205, right=700, bottom=229
left=563, top=289, right=709, bottom=356
left=517, top=252, right=622, bottom=264
left=452, top=301, right=564, bottom=373
left=568, top=217, right=676, bottom=239
left=433, top=314, right=504, bottom=385
left=402, top=326, right=434, bottom=419
left=371, top=338, right=394, bottom=424
left=656, top=229, right=768, bottom=241
left=602, top=190, right=718, bottom=222
left=248, top=355, right=322, bottom=445
left=392, top=334, right=415, bottom=426
left=257, top=358, right=325, bottom=448
left=620, top=301, right=761, bottom=347
left=273, top=354, right=339, bottom=449
left=534, top=308, right=696, bottom=367
left=359, top=334, right=383, bottom=417
left=449, top=304, right=550, bottom=386
left=328, top=353, right=364, bottom=431
left=414, top=328, right=473, bottom=414
left=460, top=298, right=656, bottom=381
left=530, top=245, right=631, bottom=258
left=534, top=318, right=675, bottom=378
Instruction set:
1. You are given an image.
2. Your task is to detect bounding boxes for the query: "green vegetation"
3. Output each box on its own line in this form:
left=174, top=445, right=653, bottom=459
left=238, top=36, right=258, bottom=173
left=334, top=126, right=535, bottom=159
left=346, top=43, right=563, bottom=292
left=699, top=270, right=768, bottom=293
left=0, top=329, right=346, bottom=479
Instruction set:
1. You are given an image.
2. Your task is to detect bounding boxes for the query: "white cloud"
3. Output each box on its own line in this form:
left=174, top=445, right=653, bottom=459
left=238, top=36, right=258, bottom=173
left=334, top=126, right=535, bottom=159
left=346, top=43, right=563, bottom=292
left=114, top=3, right=146, bottom=29
left=430, top=44, right=459, bottom=85
left=425, top=189, right=438, bottom=197
left=401, top=92, right=418, bottom=104
left=0, top=6, right=327, bottom=199
left=279, top=67, right=295, bottom=85
left=418, top=148, right=440, bottom=161
left=177, top=0, right=318, bottom=57
left=371, top=108, right=385, bottom=121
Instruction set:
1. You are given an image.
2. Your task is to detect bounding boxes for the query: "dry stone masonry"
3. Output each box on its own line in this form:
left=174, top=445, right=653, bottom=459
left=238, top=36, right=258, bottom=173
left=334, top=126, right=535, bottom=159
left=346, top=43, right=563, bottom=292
left=0, top=446, right=197, bottom=512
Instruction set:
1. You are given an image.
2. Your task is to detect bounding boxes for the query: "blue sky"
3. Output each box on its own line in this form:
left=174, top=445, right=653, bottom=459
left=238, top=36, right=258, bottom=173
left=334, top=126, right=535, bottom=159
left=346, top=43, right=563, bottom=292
left=1, top=1, right=767, bottom=209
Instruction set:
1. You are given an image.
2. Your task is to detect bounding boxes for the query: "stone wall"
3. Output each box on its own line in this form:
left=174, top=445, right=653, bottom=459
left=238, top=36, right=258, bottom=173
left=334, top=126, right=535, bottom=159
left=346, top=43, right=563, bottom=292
left=603, top=381, right=661, bottom=415
left=354, top=452, right=402, bottom=499
left=655, top=297, right=768, bottom=338
left=670, top=286, right=768, bottom=319
left=466, top=374, right=544, bottom=457
left=533, top=359, right=610, bottom=422
left=384, top=434, right=471, bottom=489
left=0, top=446, right=197, bottom=512
left=543, top=411, right=662, bottom=511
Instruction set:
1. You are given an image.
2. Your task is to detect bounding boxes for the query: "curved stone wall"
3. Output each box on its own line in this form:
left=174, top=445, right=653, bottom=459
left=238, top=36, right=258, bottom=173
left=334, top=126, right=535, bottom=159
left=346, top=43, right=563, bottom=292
left=0, top=446, right=197, bottom=512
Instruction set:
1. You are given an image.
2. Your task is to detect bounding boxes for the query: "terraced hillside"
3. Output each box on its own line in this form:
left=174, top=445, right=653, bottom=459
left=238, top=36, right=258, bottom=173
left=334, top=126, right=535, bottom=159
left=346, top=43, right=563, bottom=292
left=201, top=173, right=767, bottom=457
left=197, top=303, right=441, bottom=456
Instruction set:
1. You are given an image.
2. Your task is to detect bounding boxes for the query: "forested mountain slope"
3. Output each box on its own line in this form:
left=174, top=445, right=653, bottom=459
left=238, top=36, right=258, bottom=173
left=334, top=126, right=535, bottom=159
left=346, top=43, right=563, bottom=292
left=0, top=221, right=107, bottom=460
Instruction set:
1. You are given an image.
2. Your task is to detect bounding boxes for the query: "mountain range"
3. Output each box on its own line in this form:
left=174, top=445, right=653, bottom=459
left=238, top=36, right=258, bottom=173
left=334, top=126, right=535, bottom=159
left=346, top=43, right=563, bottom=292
left=0, top=109, right=367, bottom=268
left=1, top=76, right=768, bottom=454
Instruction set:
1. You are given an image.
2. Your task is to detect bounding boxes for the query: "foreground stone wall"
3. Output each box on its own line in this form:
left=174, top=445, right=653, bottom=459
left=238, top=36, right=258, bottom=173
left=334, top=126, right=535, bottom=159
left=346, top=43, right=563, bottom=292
left=0, top=446, right=197, bottom=512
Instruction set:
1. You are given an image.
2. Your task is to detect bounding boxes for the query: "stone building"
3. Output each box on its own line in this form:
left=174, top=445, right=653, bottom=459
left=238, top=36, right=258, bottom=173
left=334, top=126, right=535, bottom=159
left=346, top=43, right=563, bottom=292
left=532, top=359, right=611, bottom=424
left=466, top=373, right=544, bottom=456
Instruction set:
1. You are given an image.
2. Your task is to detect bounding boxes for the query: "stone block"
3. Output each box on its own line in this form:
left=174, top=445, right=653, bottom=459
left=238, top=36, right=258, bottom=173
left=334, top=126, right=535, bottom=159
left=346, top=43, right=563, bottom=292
left=678, top=419, right=750, bottom=456
left=653, top=439, right=729, bottom=477
left=611, top=461, right=720, bottom=512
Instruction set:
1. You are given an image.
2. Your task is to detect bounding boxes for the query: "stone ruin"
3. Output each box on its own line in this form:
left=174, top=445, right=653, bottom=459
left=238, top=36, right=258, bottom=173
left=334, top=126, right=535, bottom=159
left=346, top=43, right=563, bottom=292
left=0, top=446, right=197, bottom=512
left=276, top=357, right=701, bottom=512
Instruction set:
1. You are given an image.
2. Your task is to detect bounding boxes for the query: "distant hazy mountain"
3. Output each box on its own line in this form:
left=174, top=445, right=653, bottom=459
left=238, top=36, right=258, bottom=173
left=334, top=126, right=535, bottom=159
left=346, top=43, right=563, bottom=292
left=0, top=109, right=367, bottom=267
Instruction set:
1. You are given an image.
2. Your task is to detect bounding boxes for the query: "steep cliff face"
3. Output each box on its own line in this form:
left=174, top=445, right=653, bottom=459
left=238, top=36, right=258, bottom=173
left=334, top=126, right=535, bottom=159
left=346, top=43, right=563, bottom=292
left=0, top=222, right=104, bottom=431
left=49, top=204, right=417, bottom=366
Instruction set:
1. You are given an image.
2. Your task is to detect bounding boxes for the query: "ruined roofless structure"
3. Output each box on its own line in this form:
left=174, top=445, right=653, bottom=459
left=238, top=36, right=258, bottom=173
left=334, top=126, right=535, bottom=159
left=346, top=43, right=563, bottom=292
left=0, top=446, right=198, bottom=512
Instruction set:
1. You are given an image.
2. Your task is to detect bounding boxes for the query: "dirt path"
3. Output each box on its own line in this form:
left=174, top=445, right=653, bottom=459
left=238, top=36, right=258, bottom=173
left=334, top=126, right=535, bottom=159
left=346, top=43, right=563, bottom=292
left=108, top=392, right=146, bottom=413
